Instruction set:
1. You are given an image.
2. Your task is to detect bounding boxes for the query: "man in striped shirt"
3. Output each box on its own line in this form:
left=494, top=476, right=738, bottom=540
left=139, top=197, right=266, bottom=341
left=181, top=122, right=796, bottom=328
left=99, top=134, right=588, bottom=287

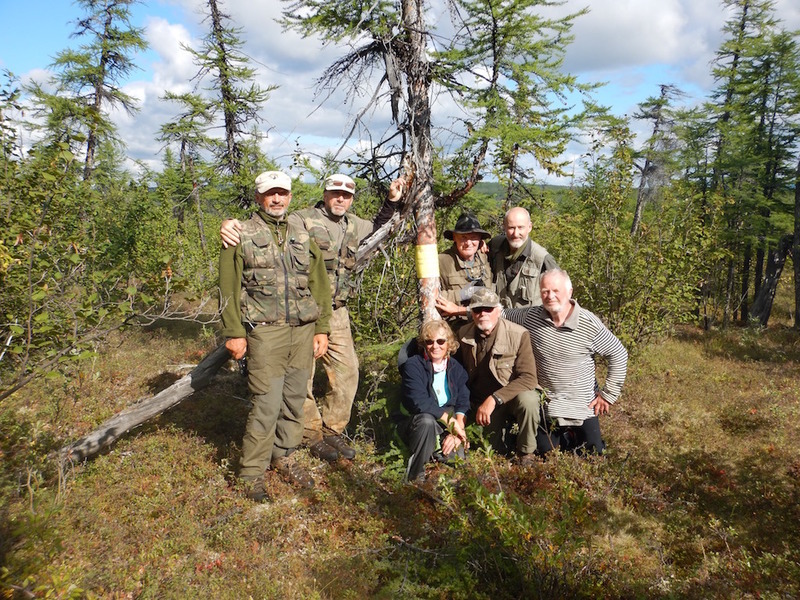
left=503, top=269, right=628, bottom=455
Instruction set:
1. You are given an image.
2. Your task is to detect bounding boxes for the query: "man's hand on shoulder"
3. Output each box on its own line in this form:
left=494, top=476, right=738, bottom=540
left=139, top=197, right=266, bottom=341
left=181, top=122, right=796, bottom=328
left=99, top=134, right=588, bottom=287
left=435, top=295, right=466, bottom=318
left=388, top=179, right=405, bottom=203
left=221, top=219, right=243, bottom=248
left=225, top=337, right=247, bottom=360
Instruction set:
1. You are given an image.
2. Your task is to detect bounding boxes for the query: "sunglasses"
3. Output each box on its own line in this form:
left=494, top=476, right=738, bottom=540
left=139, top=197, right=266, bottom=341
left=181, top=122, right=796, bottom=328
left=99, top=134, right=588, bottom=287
left=327, top=179, right=355, bottom=190
left=472, top=306, right=496, bottom=314
left=424, top=338, right=448, bottom=346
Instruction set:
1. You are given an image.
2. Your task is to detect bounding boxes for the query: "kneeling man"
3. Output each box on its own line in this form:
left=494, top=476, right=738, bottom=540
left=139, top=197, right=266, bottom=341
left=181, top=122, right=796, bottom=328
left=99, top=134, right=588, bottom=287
left=457, top=288, right=541, bottom=463
left=504, top=269, right=628, bottom=454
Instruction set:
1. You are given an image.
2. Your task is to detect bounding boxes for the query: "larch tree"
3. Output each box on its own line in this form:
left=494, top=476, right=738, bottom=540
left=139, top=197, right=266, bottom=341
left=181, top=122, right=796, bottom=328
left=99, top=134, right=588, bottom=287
left=157, top=92, right=217, bottom=276
left=184, top=0, right=275, bottom=206
left=704, top=0, right=800, bottom=325
left=281, top=0, right=591, bottom=320
left=46, top=0, right=147, bottom=181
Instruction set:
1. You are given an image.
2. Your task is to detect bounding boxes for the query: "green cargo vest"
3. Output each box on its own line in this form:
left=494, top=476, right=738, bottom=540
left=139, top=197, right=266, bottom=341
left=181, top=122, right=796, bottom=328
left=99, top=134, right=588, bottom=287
left=239, top=212, right=320, bottom=326
left=490, top=237, right=549, bottom=308
left=297, top=206, right=360, bottom=308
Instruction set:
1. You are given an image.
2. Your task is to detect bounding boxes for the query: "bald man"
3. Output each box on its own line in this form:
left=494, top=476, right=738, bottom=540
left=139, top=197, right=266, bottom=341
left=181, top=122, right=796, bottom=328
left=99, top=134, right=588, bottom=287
left=488, top=207, right=558, bottom=308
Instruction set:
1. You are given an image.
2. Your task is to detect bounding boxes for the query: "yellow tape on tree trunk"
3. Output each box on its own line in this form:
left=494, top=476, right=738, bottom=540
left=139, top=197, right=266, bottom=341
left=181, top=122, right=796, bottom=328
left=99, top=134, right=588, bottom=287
left=415, top=244, right=440, bottom=279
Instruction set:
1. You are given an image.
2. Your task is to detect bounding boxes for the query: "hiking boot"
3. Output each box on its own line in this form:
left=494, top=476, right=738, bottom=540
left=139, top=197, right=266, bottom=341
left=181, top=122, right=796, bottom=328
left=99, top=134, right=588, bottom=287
left=271, top=455, right=314, bottom=489
left=323, top=433, right=356, bottom=460
left=513, top=452, right=538, bottom=468
left=309, top=439, right=339, bottom=462
left=241, top=475, right=268, bottom=502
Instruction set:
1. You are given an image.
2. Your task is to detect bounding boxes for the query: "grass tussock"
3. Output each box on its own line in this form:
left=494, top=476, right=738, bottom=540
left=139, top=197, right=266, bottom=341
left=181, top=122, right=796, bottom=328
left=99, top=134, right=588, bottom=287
left=2, top=317, right=800, bottom=599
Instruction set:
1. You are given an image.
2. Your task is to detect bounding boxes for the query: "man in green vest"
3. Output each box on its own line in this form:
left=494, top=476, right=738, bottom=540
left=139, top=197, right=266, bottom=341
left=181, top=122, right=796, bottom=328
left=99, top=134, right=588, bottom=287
left=433, top=212, right=493, bottom=331
left=488, top=207, right=559, bottom=308
left=219, top=171, right=332, bottom=501
left=221, top=173, right=403, bottom=462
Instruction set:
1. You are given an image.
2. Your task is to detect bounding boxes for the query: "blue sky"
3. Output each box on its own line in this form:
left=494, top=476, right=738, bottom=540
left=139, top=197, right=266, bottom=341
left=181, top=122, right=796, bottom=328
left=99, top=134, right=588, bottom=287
left=1, top=0, right=799, bottom=183
left=0, top=0, right=184, bottom=76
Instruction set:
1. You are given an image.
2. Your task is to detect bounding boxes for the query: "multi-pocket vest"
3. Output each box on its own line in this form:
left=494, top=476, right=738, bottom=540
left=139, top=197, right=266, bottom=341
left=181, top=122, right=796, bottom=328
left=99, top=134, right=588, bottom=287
left=239, top=213, right=320, bottom=326
left=491, top=239, right=549, bottom=308
left=297, top=207, right=360, bottom=309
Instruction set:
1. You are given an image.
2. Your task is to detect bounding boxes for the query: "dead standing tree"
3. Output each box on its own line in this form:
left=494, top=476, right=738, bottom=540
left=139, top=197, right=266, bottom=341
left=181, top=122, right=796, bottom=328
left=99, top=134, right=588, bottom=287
left=401, top=0, right=439, bottom=322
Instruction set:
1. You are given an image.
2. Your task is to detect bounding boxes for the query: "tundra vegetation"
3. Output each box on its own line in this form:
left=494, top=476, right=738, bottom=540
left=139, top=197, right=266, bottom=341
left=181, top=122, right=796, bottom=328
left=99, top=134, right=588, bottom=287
left=1, top=0, right=800, bottom=597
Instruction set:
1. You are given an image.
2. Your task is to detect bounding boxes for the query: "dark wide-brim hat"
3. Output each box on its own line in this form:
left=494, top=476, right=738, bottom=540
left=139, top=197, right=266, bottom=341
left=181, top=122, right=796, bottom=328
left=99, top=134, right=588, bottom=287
left=444, top=212, right=491, bottom=240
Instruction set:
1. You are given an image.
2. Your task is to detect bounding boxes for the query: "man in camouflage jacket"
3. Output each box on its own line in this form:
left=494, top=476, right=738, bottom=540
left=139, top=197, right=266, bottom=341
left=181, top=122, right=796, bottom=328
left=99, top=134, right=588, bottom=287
left=220, top=171, right=332, bottom=500
left=222, top=173, right=404, bottom=461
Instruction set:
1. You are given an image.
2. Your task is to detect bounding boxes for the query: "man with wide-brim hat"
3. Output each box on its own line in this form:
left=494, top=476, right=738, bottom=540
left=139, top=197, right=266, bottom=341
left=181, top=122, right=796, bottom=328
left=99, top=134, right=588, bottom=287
left=435, top=212, right=493, bottom=328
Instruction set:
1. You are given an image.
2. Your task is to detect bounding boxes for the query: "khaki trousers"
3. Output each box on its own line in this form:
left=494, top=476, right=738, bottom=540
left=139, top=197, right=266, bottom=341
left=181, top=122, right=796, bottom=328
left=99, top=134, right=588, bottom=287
left=474, top=389, right=541, bottom=455
left=303, top=306, right=359, bottom=443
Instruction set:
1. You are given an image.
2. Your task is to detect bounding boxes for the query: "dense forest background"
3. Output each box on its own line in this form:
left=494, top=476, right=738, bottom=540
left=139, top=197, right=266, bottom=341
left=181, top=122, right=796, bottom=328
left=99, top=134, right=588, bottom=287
left=2, top=0, right=800, bottom=597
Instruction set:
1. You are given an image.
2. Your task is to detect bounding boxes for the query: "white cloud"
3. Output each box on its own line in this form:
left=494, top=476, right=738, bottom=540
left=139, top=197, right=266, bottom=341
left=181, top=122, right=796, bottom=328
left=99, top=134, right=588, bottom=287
left=17, top=0, right=792, bottom=183
left=145, top=17, right=199, bottom=91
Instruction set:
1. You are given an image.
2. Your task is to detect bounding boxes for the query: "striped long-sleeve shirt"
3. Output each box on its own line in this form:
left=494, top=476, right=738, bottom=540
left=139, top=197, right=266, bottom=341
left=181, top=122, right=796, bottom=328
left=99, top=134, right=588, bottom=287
left=504, top=300, right=628, bottom=422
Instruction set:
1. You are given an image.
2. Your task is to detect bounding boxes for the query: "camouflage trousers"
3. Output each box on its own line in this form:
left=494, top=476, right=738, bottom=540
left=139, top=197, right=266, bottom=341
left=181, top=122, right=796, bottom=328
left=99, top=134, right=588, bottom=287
left=303, top=306, right=359, bottom=443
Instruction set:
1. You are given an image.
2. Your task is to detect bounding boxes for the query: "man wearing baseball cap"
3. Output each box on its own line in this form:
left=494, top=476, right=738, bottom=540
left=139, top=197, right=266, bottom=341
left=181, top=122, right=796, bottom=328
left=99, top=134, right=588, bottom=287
left=221, top=172, right=405, bottom=462
left=219, top=171, right=332, bottom=500
left=456, top=287, right=542, bottom=464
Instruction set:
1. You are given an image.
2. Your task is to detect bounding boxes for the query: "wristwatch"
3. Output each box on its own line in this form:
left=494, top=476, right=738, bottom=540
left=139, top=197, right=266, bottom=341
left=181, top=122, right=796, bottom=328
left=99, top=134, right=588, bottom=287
left=492, top=393, right=504, bottom=406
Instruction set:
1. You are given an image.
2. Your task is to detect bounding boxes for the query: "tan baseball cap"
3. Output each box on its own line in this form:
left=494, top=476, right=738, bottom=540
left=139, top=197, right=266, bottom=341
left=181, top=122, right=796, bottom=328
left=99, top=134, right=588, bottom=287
left=255, top=171, right=291, bottom=193
left=324, top=173, right=356, bottom=194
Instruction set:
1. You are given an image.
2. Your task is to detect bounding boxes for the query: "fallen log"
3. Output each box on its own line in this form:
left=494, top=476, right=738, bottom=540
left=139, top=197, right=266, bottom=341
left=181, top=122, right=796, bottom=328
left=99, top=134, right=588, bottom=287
left=60, top=343, right=232, bottom=463
left=59, top=192, right=409, bottom=464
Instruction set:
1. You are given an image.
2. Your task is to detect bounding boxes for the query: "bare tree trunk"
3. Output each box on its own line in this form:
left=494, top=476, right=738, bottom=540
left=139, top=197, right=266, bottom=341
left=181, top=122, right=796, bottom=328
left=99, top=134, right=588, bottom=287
left=755, top=241, right=765, bottom=296
left=723, top=257, right=735, bottom=327
left=83, top=7, right=115, bottom=181
left=402, top=0, right=439, bottom=323
left=59, top=344, right=231, bottom=462
left=750, top=234, right=793, bottom=326
left=208, top=0, right=240, bottom=178
left=503, top=143, right=520, bottom=213
left=741, top=241, right=751, bottom=322
left=630, top=166, right=649, bottom=237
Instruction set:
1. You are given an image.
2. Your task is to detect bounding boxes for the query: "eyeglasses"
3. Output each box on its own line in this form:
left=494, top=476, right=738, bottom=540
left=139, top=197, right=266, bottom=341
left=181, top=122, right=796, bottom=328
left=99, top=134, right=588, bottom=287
left=424, top=338, right=448, bottom=347
left=472, top=306, right=496, bottom=314
left=326, top=179, right=355, bottom=190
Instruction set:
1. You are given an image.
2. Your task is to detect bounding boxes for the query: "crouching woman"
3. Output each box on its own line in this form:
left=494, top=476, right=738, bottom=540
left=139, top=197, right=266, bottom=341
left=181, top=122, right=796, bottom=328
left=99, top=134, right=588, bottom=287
left=398, top=320, right=470, bottom=482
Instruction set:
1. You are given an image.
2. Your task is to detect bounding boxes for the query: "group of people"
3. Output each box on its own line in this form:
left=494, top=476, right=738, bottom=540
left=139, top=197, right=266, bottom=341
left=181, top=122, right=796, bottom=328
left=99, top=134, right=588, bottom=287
left=397, top=209, right=629, bottom=480
left=219, top=170, right=628, bottom=499
left=219, top=170, right=402, bottom=500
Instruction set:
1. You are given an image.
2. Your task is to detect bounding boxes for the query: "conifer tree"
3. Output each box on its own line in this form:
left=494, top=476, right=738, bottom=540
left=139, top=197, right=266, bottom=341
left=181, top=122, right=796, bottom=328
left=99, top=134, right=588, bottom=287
left=703, top=0, right=800, bottom=324
left=44, top=0, right=147, bottom=181
left=184, top=0, right=275, bottom=206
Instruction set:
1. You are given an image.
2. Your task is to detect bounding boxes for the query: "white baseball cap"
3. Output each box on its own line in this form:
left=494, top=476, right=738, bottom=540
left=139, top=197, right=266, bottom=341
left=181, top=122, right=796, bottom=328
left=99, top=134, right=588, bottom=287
left=255, top=171, right=292, bottom=193
left=324, top=173, right=356, bottom=194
